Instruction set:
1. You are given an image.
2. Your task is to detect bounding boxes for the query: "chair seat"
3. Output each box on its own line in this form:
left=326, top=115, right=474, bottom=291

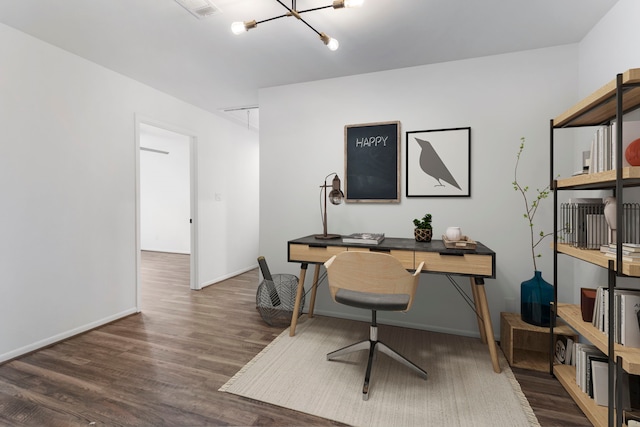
left=335, top=288, right=410, bottom=311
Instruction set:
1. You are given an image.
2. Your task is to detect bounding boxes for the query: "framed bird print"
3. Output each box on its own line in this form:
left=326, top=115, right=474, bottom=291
left=406, top=127, right=471, bottom=197
left=344, top=121, right=401, bottom=203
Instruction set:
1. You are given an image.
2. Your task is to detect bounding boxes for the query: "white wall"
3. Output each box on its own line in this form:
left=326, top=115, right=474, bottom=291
left=568, top=0, right=640, bottom=293
left=0, top=23, right=259, bottom=362
left=140, top=124, right=191, bottom=254
left=578, top=0, right=640, bottom=97
left=259, top=45, right=579, bottom=337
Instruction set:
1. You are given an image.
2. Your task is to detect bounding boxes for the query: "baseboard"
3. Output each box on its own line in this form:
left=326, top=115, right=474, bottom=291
left=0, top=307, right=138, bottom=364
left=199, top=263, right=258, bottom=289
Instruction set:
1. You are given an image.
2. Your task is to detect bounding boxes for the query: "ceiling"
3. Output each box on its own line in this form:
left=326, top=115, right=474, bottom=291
left=0, top=0, right=619, bottom=126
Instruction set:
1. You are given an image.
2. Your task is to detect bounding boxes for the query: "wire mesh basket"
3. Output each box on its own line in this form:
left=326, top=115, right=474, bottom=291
left=256, top=273, right=303, bottom=326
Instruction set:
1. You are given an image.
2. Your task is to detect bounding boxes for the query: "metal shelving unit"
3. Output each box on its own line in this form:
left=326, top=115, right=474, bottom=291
left=551, top=69, right=640, bottom=427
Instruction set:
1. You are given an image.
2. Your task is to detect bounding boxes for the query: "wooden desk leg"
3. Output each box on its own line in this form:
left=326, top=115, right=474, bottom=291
left=307, top=264, right=321, bottom=318
left=472, top=277, right=501, bottom=373
left=470, top=277, right=487, bottom=344
left=290, top=263, right=308, bottom=337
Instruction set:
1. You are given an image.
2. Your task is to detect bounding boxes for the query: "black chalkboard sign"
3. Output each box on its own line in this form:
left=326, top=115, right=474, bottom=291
left=344, top=121, right=400, bottom=203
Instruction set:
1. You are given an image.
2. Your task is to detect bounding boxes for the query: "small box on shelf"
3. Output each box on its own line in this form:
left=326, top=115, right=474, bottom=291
left=581, top=287, right=597, bottom=322
left=500, top=312, right=578, bottom=372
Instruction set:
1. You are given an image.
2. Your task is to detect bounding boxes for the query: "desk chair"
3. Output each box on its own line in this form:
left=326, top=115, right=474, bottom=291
left=324, top=251, right=427, bottom=400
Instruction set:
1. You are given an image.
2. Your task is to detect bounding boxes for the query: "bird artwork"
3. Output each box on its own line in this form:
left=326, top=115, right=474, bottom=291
left=415, top=137, right=461, bottom=190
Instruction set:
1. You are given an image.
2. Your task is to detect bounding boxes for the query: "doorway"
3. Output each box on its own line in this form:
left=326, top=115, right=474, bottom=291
left=135, top=117, right=199, bottom=311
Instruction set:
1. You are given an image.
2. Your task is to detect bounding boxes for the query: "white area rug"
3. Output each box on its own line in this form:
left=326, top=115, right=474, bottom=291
left=220, top=316, right=540, bottom=427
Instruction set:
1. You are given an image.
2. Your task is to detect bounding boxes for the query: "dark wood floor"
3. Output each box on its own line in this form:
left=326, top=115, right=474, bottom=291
left=0, top=251, right=591, bottom=426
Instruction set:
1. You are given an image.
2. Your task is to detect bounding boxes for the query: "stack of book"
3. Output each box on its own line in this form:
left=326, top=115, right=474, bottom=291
left=341, top=233, right=385, bottom=245
left=601, top=243, right=640, bottom=263
left=588, top=121, right=640, bottom=174
left=574, top=343, right=608, bottom=404
left=592, top=286, right=640, bottom=348
left=573, top=343, right=635, bottom=408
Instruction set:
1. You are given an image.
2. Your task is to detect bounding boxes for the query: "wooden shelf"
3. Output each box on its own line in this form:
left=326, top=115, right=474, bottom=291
left=554, top=363, right=610, bottom=427
left=556, top=167, right=640, bottom=190
left=553, top=69, right=640, bottom=128
left=500, top=312, right=577, bottom=371
left=556, top=243, right=640, bottom=277
left=557, top=303, right=640, bottom=375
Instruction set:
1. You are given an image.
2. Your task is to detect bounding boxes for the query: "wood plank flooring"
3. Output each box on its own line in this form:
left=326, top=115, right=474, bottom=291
left=0, top=251, right=591, bottom=426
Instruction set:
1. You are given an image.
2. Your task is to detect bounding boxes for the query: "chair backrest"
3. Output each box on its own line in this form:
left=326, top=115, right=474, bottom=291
left=324, top=251, right=424, bottom=312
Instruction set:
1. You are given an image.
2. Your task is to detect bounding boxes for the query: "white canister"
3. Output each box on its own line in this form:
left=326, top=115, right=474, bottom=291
left=445, top=227, right=462, bottom=241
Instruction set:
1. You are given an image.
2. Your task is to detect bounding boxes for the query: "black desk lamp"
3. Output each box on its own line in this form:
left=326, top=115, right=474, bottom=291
left=315, top=173, right=344, bottom=239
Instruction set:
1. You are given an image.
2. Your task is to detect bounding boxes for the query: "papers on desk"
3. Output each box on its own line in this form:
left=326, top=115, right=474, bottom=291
left=342, top=233, right=385, bottom=245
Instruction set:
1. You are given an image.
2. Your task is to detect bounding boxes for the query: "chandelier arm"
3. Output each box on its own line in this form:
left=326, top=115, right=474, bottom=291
left=273, top=0, right=323, bottom=37
left=297, top=16, right=322, bottom=36
left=297, top=6, right=333, bottom=14
left=276, top=0, right=294, bottom=13
left=255, top=14, right=290, bottom=25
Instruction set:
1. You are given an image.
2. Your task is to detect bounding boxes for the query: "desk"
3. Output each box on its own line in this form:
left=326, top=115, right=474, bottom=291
left=287, top=235, right=501, bottom=373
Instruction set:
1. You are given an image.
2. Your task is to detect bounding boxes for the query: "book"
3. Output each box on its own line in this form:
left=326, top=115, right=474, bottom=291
left=341, top=233, right=385, bottom=245
left=592, top=359, right=632, bottom=408
left=575, top=343, right=601, bottom=392
left=565, top=337, right=574, bottom=365
left=587, top=354, right=608, bottom=398
left=605, top=252, right=640, bottom=263
left=568, top=198, right=603, bottom=204
left=580, top=346, right=605, bottom=394
left=608, top=243, right=640, bottom=253
left=621, top=292, right=640, bottom=348
left=592, top=286, right=606, bottom=332
left=601, top=245, right=640, bottom=256
left=591, top=359, right=612, bottom=406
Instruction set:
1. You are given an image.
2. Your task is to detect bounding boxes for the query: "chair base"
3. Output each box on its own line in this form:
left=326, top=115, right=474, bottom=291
left=327, top=326, right=427, bottom=401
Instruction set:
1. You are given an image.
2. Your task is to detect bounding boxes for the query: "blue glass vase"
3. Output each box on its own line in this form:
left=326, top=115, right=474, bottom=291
left=521, top=271, right=554, bottom=327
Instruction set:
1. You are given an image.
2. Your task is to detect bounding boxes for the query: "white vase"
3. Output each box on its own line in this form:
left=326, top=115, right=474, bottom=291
left=445, top=227, right=462, bottom=241
left=604, top=196, right=616, bottom=244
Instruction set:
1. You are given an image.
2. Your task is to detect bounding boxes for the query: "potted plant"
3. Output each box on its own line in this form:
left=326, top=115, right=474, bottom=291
left=413, top=214, right=433, bottom=242
left=513, top=137, right=554, bottom=327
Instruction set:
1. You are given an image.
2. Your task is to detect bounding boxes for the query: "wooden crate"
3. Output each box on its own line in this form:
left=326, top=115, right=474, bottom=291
left=500, top=311, right=578, bottom=372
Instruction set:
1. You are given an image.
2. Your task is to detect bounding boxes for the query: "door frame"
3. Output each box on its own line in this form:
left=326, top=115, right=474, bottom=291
left=134, top=115, right=200, bottom=311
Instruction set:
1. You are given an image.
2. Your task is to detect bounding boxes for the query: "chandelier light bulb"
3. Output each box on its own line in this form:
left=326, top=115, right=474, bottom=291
left=231, top=20, right=257, bottom=35
left=327, top=37, right=339, bottom=51
left=320, top=33, right=339, bottom=51
left=231, top=21, right=246, bottom=34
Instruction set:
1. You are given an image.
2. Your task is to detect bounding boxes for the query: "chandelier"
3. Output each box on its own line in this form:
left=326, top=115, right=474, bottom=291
left=231, top=0, right=364, bottom=51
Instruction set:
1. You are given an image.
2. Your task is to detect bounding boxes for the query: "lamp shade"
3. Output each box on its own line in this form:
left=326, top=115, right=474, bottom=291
left=329, top=175, right=344, bottom=204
